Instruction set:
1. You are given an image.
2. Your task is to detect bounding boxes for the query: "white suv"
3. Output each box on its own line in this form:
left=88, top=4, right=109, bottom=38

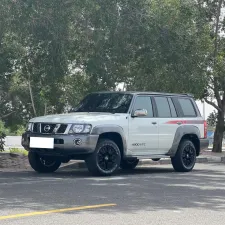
left=22, top=92, right=209, bottom=176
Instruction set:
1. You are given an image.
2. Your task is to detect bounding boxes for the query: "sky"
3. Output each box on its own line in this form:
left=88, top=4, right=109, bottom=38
left=196, top=101, right=215, bottom=120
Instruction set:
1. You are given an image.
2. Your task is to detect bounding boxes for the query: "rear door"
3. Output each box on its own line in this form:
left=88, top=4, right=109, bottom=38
left=156, top=96, right=204, bottom=154
left=153, top=96, right=179, bottom=154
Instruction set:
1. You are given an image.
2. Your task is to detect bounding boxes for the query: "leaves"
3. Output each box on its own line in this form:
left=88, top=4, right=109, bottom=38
left=0, top=121, right=7, bottom=152
left=207, top=111, right=218, bottom=127
left=0, top=0, right=219, bottom=137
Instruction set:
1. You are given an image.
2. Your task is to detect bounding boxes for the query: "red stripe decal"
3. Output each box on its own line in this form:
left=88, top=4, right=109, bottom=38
left=165, top=120, right=204, bottom=124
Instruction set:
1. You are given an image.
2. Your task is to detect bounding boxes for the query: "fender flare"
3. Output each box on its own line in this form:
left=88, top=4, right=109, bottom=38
left=167, top=125, right=201, bottom=157
left=91, top=125, right=127, bottom=155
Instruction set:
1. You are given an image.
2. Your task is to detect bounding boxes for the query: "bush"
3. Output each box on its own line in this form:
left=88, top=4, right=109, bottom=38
left=0, top=132, right=6, bottom=152
left=9, top=148, right=28, bottom=156
left=15, top=125, right=25, bottom=136
left=0, top=120, right=7, bottom=152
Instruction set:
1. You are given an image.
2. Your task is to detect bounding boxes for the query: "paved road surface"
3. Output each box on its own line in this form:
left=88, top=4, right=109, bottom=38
left=0, top=164, right=225, bottom=225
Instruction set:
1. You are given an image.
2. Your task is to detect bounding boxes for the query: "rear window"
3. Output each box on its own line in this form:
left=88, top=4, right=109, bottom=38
left=168, top=98, right=177, bottom=117
left=154, top=97, right=171, bottom=117
left=178, top=98, right=196, bottom=117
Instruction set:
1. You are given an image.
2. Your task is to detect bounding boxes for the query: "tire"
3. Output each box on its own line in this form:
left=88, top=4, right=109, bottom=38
left=85, top=139, right=121, bottom=176
left=120, top=158, right=139, bottom=170
left=171, top=139, right=196, bottom=172
left=28, top=152, right=61, bottom=173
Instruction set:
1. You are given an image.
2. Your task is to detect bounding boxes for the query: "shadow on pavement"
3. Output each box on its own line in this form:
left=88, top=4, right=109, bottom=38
left=0, top=164, right=225, bottom=215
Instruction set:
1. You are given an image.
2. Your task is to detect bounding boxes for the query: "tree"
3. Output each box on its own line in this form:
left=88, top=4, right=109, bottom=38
left=0, top=121, right=7, bottom=152
left=1, top=0, right=222, bottom=151
left=124, top=0, right=210, bottom=97
left=197, top=0, right=225, bottom=152
left=207, top=111, right=218, bottom=127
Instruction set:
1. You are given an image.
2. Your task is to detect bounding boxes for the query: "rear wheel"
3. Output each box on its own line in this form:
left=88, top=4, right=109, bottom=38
left=28, top=152, right=61, bottom=173
left=120, top=158, right=139, bottom=170
left=85, top=139, right=121, bottom=176
left=171, top=139, right=196, bottom=172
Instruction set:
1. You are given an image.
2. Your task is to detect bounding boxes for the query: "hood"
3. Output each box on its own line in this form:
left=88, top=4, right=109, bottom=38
left=29, top=112, right=128, bottom=124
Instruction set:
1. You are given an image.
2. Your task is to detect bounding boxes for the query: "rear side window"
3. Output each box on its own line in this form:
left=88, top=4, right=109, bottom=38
left=178, top=98, right=196, bottom=117
left=154, top=97, right=171, bottom=117
left=168, top=98, right=177, bottom=117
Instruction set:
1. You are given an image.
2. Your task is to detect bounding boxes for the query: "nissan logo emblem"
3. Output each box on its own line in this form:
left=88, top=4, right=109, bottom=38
left=44, top=125, right=51, bottom=132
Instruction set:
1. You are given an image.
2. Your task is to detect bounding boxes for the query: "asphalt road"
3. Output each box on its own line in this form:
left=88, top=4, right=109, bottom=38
left=0, top=163, right=225, bottom=225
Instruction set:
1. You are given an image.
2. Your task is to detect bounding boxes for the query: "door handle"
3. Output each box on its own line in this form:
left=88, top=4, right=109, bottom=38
left=152, top=122, right=157, bottom=125
left=177, top=122, right=182, bottom=125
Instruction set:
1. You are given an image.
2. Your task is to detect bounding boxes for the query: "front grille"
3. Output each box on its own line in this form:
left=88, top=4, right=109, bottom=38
left=33, top=123, right=39, bottom=133
left=41, top=123, right=56, bottom=133
left=32, top=123, right=68, bottom=134
left=57, top=124, right=67, bottom=134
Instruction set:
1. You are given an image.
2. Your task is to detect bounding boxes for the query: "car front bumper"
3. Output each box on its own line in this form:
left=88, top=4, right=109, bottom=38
left=21, top=132, right=99, bottom=156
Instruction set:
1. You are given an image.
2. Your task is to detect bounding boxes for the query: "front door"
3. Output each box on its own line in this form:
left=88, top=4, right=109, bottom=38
left=128, top=96, right=158, bottom=155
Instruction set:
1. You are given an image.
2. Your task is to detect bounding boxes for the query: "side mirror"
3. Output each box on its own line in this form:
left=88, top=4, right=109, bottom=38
left=132, top=109, right=148, bottom=117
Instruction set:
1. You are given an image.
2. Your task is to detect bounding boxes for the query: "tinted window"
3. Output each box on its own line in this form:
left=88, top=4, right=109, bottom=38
left=168, top=98, right=177, bottom=117
left=178, top=98, right=196, bottom=117
left=133, top=96, right=153, bottom=117
left=74, top=93, right=133, bottom=113
left=154, top=97, right=171, bottom=117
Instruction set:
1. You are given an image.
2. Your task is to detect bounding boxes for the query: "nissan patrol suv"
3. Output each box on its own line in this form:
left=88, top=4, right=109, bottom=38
left=22, top=91, right=209, bottom=176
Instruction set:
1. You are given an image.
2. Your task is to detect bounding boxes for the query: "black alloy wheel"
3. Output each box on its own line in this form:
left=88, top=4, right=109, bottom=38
left=171, top=139, right=197, bottom=172
left=85, top=139, right=121, bottom=176
left=182, top=144, right=195, bottom=168
left=28, top=152, right=61, bottom=173
left=97, top=145, right=119, bottom=172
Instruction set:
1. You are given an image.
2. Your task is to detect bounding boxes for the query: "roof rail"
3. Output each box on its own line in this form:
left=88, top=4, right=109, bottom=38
left=184, top=93, right=194, bottom=97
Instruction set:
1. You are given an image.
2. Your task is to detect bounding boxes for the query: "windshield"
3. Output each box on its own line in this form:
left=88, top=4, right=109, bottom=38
left=73, top=93, right=133, bottom=113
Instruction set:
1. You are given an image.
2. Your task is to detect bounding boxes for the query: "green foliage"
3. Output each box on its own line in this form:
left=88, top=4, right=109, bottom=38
left=0, top=120, right=8, bottom=152
left=14, top=126, right=26, bottom=136
left=207, top=111, right=218, bottom=127
left=0, top=0, right=222, bottom=152
left=9, top=148, right=28, bottom=156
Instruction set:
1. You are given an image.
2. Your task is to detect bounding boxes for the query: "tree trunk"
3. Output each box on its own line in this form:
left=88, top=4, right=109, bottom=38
left=28, top=79, right=37, bottom=117
left=212, top=111, right=224, bottom=153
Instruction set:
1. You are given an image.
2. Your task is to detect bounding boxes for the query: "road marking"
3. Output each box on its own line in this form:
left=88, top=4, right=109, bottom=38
left=0, top=203, right=116, bottom=220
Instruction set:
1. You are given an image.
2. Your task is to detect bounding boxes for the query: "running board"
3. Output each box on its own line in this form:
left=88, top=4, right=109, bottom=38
left=126, top=155, right=171, bottom=159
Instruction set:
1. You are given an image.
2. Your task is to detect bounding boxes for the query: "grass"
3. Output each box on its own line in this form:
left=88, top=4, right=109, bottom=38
left=9, top=148, right=28, bottom=156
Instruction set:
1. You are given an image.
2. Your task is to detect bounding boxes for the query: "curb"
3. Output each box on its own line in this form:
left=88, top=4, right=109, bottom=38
left=61, top=156, right=225, bottom=170
left=1, top=152, right=225, bottom=170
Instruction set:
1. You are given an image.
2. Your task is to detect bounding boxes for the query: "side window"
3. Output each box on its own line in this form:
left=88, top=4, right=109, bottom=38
left=168, top=98, right=177, bottom=117
left=133, top=96, right=153, bottom=117
left=178, top=98, right=196, bottom=117
left=154, top=97, right=171, bottom=118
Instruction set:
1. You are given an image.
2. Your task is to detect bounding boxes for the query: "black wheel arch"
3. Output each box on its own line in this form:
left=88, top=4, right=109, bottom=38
left=167, top=125, right=201, bottom=157
left=91, top=125, right=127, bottom=158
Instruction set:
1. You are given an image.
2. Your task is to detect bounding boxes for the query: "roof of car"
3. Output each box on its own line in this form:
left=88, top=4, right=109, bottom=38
left=92, top=91, right=193, bottom=97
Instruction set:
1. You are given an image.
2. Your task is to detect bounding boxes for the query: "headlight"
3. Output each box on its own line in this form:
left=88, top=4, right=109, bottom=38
left=27, top=123, right=33, bottom=131
left=69, top=124, right=92, bottom=134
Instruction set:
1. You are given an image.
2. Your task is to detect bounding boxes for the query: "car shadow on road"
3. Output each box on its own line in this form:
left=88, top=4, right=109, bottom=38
left=0, top=164, right=225, bottom=215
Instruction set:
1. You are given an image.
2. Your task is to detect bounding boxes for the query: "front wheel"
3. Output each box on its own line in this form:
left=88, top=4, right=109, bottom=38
left=171, top=139, right=196, bottom=172
left=28, top=152, right=61, bottom=173
left=120, top=158, right=139, bottom=170
left=85, top=139, right=121, bottom=176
